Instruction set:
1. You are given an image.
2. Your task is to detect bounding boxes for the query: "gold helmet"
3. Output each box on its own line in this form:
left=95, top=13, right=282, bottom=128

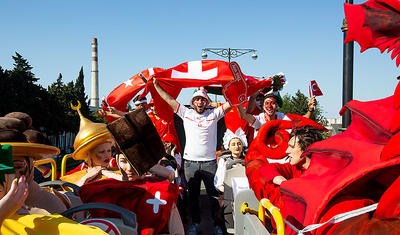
left=71, top=101, right=113, bottom=160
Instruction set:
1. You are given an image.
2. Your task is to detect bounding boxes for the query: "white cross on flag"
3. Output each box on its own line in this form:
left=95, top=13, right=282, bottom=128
left=101, top=67, right=164, bottom=122
left=144, top=60, right=274, bottom=123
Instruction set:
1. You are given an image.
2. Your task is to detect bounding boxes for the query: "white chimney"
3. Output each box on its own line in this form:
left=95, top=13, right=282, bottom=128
left=90, top=38, right=99, bottom=108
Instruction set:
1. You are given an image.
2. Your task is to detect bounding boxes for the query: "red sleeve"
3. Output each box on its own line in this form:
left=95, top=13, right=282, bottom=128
left=259, top=163, right=296, bottom=183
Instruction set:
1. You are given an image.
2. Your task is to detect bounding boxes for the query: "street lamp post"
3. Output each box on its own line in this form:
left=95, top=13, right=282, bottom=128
left=201, top=48, right=258, bottom=62
left=201, top=48, right=257, bottom=102
left=342, top=0, right=354, bottom=129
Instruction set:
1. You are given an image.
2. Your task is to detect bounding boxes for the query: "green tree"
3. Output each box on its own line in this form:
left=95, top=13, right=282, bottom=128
left=279, top=90, right=326, bottom=126
left=74, top=67, right=90, bottom=118
left=1, top=53, right=56, bottom=132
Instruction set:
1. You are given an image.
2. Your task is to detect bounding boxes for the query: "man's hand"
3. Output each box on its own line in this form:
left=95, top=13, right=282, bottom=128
left=272, top=175, right=287, bottom=185
left=308, top=96, right=317, bottom=112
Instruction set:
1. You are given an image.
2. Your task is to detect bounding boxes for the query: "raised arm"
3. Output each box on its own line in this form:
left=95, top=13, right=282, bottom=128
left=237, top=105, right=256, bottom=125
left=246, top=90, right=261, bottom=114
left=304, top=95, right=316, bottom=119
left=222, top=101, right=232, bottom=113
left=153, top=79, right=179, bottom=112
left=98, top=106, right=127, bottom=119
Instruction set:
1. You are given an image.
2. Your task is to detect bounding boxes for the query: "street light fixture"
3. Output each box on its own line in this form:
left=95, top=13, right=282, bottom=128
left=201, top=48, right=258, bottom=62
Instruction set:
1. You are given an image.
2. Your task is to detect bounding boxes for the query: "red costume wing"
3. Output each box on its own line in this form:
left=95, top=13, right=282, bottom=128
left=280, top=94, right=400, bottom=234
left=344, top=0, right=400, bottom=66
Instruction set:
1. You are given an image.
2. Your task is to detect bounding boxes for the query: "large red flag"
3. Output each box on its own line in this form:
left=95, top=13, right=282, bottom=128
left=344, top=0, right=400, bottom=66
left=145, top=60, right=273, bottom=123
left=101, top=68, right=164, bottom=122
left=79, top=178, right=179, bottom=235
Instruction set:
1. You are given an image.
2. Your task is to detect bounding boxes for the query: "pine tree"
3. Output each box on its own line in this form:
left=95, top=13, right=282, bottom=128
left=12, top=52, right=37, bottom=82
left=74, top=67, right=91, bottom=119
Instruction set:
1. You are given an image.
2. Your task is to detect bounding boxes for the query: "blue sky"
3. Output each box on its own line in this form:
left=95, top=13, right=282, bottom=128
left=1, top=0, right=398, bottom=118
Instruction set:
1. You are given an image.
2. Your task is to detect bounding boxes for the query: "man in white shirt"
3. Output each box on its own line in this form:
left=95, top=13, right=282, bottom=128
left=153, top=80, right=231, bottom=235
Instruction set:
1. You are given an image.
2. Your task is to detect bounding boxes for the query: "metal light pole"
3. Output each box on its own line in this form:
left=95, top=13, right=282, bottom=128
left=201, top=48, right=258, bottom=62
left=342, top=0, right=354, bottom=129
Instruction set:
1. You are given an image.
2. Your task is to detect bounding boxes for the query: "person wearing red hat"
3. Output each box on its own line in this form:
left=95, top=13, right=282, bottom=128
left=153, top=79, right=232, bottom=235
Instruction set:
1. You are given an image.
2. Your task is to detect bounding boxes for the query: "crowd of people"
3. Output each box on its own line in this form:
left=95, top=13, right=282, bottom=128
left=0, top=78, right=322, bottom=235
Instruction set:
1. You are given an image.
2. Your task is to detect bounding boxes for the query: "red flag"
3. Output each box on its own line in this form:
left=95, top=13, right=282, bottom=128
left=79, top=178, right=179, bottom=235
left=309, top=80, right=323, bottom=97
left=344, top=0, right=400, bottom=66
left=146, top=60, right=273, bottom=123
left=101, top=68, right=164, bottom=122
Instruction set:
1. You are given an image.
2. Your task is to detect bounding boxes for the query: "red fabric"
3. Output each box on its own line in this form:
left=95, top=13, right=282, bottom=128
left=309, top=80, right=323, bottom=97
left=79, top=178, right=179, bottom=235
left=344, top=0, right=400, bottom=66
left=223, top=62, right=254, bottom=106
left=381, top=131, right=400, bottom=161
left=245, top=94, right=400, bottom=234
left=65, top=162, right=86, bottom=175
left=375, top=175, right=400, bottom=219
left=245, top=119, right=292, bottom=202
left=148, top=113, right=181, bottom=153
left=390, top=109, right=400, bottom=133
left=327, top=215, right=400, bottom=235
left=101, top=68, right=164, bottom=122
left=145, top=60, right=273, bottom=124
left=315, top=198, right=375, bottom=235
left=286, top=113, right=328, bottom=132
left=395, top=80, right=400, bottom=109
left=279, top=95, right=400, bottom=234
left=224, top=107, right=249, bottom=134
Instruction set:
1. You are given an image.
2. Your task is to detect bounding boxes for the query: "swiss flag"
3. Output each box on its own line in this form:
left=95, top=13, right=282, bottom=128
left=309, top=80, right=323, bottom=97
left=79, top=178, right=179, bottom=235
left=101, top=68, right=164, bottom=122
left=145, top=60, right=273, bottom=123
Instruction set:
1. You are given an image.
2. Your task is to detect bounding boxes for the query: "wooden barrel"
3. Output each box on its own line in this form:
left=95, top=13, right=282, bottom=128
left=107, top=109, right=165, bottom=175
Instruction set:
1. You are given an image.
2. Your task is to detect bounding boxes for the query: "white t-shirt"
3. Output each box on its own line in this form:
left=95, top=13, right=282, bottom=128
left=176, top=104, right=226, bottom=161
left=251, top=111, right=289, bottom=137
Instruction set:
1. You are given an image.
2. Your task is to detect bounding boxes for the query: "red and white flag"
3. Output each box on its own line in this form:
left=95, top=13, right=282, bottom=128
left=309, top=80, right=323, bottom=97
left=101, top=68, right=164, bottom=122
left=145, top=60, right=273, bottom=123
left=80, top=178, right=179, bottom=235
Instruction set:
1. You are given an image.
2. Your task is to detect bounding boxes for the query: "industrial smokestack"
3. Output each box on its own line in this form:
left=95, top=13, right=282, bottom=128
left=90, top=38, right=99, bottom=108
